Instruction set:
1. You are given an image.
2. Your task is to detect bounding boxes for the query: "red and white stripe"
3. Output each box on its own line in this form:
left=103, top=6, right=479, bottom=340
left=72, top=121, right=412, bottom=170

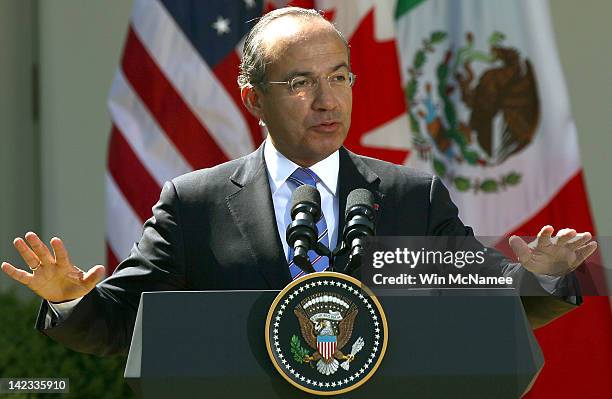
left=106, top=0, right=261, bottom=268
left=317, top=340, right=337, bottom=360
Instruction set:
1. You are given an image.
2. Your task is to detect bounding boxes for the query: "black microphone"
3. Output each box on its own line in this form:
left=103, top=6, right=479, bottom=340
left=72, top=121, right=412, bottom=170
left=286, top=185, right=321, bottom=274
left=342, top=188, right=376, bottom=273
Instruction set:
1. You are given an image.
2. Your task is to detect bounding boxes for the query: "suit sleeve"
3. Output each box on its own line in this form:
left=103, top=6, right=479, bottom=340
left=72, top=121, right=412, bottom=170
left=36, top=181, right=189, bottom=356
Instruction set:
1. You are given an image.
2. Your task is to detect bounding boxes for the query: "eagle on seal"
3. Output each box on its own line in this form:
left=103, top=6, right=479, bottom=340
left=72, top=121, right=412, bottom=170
left=294, top=294, right=360, bottom=376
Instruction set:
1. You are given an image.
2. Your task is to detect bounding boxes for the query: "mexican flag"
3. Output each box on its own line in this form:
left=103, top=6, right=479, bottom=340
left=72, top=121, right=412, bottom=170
left=384, top=0, right=611, bottom=397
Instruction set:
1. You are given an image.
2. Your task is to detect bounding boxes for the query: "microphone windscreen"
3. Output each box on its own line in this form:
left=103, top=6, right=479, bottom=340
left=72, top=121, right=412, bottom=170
left=291, top=184, right=321, bottom=210
left=345, top=188, right=374, bottom=216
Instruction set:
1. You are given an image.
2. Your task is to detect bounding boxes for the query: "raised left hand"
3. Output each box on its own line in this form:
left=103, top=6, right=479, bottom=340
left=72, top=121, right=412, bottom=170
left=508, top=225, right=598, bottom=277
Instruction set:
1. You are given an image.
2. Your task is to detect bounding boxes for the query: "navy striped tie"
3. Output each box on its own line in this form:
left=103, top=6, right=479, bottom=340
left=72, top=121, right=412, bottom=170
left=286, top=168, right=330, bottom=279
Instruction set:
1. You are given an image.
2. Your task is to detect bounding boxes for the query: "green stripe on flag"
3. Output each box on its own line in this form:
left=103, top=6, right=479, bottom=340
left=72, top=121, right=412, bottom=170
left=395, top=0, right=426, bottom=18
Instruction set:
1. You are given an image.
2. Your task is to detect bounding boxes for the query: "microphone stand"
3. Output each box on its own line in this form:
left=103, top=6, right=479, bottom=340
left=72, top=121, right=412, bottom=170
left=314, top=242, right=334, bottom=272
left=330, top=242, right=347, bottom=274
left=330, top=240, right=364, bottom=277
left=307, top=235, right=363, bottom=275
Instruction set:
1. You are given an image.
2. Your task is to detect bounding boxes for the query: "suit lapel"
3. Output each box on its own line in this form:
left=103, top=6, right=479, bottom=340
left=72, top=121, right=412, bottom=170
left=226, top=146, right=291, bottom=289
left=225, top=146, right=383, bottom=285
left=335, top=148, right=385, bottom=270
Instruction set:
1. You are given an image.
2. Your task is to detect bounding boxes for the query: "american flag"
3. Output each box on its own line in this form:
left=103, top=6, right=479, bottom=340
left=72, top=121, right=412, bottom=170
left=105, top=0, right=409, bottom=270
left=107, top=0, right=264, bottom=268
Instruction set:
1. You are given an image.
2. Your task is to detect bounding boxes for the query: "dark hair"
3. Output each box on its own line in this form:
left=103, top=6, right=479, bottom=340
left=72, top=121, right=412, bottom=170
left=237, top=7, right=349, bottom=90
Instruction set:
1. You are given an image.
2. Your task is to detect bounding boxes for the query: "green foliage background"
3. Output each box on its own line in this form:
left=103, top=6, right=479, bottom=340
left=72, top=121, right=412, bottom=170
left=0, top=290, right=133, bottom=398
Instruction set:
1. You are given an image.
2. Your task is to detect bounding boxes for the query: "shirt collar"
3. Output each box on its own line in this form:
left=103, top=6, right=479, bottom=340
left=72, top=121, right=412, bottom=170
left=263, top=137, right=339, bottom=196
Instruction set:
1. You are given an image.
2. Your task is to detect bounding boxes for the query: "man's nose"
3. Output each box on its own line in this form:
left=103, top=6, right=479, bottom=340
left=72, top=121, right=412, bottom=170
left=311, top=79, right=339, bottom=111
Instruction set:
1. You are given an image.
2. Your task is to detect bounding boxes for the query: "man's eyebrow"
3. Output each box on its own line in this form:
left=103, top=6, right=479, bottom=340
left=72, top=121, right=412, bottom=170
left=282, top=63, right=349, bottom=81
left=331, top=62, right=350, bottom=72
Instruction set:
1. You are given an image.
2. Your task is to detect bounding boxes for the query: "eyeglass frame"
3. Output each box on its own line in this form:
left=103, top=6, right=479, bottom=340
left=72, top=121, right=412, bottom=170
left=262, top=71, right=357, bottom=95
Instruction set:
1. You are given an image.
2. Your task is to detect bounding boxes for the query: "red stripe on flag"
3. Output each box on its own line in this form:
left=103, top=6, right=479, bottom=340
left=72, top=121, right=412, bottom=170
left=263, top=2, right=276, bottom=14
left=212, top=51, right=263, bottom=150
left=287, top=0, right=315, bottom=8
left=108, top=126, right=160, bottom=222
left=106, top=242, right=120, bottom=274
left=121, top=27, right=229, bottom=169
left=503, top=170, right=609, bottom=295
left=286, top=1, right=335, bottom=21
left=509, top=170, right=597, bottom=236
left=528, top=297, right=612, bottom=398
left=507, top=171, right=612, bottom=398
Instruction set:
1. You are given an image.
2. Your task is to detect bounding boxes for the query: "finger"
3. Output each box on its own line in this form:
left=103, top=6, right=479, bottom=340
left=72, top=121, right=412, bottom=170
left=13, top=237, right=42, bottom=270
left=70, top=265, right=106, bottom=291
left=566, top=232, right=593, bottom=251
left=536, top=225, right=554, bottom=248
left=50, top=237, right=72, bottom=267
left=24, top=232, right=54, bottom=265
left=509, top=235, right=532, bottom=264
left=571, top=241, right=598, bottom=269
left=1, top=262, right=34, bottom=286
left=83, top=265, right=106, bottom=286
left=555, top=228, right=577, bottom=246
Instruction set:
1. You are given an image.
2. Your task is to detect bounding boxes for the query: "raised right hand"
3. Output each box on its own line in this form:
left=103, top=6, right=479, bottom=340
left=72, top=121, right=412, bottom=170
left=1, top=232, right=106, bottom=303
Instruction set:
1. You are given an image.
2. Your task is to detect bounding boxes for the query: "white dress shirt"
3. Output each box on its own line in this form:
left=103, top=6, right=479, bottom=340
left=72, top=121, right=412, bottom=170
left=263, top=138, right=340, bottom=260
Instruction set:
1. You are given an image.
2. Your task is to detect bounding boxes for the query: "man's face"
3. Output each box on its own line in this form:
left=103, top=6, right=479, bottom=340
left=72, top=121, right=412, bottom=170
left=245, top=19, right=352, bottom=166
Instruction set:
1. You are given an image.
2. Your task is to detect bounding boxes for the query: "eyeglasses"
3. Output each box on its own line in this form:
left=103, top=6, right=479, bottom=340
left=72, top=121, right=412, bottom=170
left=264, top=71, right=356, bottom=95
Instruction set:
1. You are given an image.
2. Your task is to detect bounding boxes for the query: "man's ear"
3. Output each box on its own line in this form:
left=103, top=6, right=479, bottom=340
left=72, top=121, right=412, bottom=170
left=241, top=85, right=264, bottom=121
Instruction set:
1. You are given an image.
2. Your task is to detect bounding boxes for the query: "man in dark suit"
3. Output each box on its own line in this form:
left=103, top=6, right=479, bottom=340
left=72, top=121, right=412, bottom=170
left=1, top=7, right=597, bottom=356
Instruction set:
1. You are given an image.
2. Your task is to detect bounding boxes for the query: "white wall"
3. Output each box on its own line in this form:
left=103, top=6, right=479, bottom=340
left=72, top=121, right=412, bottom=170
left=38, top=0, right=133, bottom=268
left=550, top=0, right=612, bottom=235
left=0, top=0, right=38, bottom=293
left=2, top=0, right=610, bottom=279
left=550, top=0, right=612, bottom=271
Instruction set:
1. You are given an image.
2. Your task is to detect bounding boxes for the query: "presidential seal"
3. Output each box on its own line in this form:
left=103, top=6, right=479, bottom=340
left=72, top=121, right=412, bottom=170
left=265, top=272, right=388, bottom=396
